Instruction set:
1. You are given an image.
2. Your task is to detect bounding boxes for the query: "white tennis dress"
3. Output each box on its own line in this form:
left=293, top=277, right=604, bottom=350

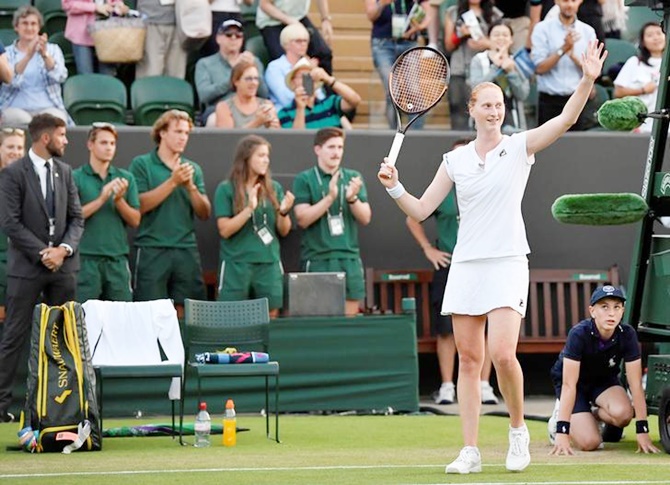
left=441, top=132, right=535, bottom=317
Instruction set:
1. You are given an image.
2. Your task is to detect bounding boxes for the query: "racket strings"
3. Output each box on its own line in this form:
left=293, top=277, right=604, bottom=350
left=390, top=50, right=449, bottom=114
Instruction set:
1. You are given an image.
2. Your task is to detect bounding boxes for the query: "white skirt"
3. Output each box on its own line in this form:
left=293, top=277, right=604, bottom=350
left=441, top=255, right=529, bottom=317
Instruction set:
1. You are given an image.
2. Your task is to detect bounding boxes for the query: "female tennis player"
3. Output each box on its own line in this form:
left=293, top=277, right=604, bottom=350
left=378, top=40, right=607, bottom=475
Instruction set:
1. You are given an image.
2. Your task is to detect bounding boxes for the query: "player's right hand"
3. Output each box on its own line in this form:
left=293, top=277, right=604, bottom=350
left=377, top=158, right=398, bottom=188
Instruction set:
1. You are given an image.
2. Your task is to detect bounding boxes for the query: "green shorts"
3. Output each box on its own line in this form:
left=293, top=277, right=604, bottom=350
left=133, top=246, right=206, bottom=304
left=217, top=260, right=284, bottom=310
left=77, top=255, right=133, bottom=303
left=303, top=257, right=365, bottom=300
left=0, top=259, right=6, bottom=306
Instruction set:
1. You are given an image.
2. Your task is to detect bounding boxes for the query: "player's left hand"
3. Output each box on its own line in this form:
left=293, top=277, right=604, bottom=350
left=636, top=434, right=661, bottom=454
left=549, top=434, right=574, bottom=456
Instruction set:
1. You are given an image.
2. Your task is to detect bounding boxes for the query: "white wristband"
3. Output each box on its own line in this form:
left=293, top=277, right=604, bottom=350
left=386, top=182, right=406, bottom=199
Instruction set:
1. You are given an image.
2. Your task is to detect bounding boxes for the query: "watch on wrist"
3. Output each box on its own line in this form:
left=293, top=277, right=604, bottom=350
left=556, top=48, right=565, bottom=57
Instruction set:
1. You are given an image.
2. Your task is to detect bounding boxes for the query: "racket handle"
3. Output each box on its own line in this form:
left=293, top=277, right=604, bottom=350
left=386, top=133, right=405, bottom=167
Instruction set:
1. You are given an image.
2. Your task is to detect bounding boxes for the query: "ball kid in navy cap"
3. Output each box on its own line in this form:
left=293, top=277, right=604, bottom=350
left=589, top=285, right=626, bottom=306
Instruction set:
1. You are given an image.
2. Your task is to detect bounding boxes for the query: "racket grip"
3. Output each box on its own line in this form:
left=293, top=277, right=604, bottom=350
left=386, top=133, right=405, bottom=167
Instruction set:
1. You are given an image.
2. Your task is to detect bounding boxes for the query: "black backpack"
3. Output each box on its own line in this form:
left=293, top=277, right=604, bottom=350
left=19, top=302, right=102, bottom=452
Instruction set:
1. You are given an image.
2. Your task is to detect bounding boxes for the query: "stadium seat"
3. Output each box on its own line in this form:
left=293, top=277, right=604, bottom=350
left=63, top=73, right=128, bottom=125
left=0, top=27, right=16, bottom=45
left=603, top=38, right=637, bottom=78
left=48, top=31, right=76, bottom=77
left=35, top=0, right=67, bottom=35
left=624, top=6, right=661, bottom=43
left=130, top=75, right=195, bottom=126
left=180, top=298, right=280, bottom=444
left=245, top=35, right=269, bottom=67
left=0, top=0, right=28, bottom=29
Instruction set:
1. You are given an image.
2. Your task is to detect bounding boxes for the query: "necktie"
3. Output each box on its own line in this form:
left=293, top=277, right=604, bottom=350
left=45, top=161, right=55, bottom=219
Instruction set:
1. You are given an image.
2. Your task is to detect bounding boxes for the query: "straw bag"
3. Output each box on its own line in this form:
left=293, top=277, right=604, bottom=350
left=89, top=16, right=146, bottom=63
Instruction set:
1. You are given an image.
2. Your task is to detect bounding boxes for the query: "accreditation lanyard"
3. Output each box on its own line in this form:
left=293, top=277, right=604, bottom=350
left=250, top=198, right=274, bottom=246
left=314, top=167, right=345, bottom=237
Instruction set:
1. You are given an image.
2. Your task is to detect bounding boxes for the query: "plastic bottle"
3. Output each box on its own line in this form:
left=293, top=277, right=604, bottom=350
left=194, top=402, right=211, bottom=448
left=223, top=399, right=236, bottom=447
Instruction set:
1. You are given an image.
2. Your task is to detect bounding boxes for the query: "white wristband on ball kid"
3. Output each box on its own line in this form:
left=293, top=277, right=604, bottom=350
left=386, top=182, right=406, bottom=199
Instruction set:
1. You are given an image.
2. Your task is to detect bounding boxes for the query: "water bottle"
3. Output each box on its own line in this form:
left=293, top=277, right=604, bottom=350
left=194, top=402, right=211, bottom=448
left=223, top=399, right=236, bottom=447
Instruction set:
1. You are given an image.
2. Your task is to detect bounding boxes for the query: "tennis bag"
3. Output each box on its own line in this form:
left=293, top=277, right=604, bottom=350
left=19, top=302, right=102, bottom=452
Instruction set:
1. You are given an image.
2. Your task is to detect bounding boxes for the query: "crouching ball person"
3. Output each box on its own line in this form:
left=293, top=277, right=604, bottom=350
left=549, top=285, right=660, bottom=455
left=377, top=41, right=607, bottom=474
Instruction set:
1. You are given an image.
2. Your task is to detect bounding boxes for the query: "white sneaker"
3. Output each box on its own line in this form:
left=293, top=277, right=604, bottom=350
left=547, top=399, right=559, bottom=445
left=506, top=425, right=531, bottom=472
left=445, top=446, right=482, bottom=474
left=480, top=381, right=499, bottom=405
left=434, top=382, right=455, bottom=405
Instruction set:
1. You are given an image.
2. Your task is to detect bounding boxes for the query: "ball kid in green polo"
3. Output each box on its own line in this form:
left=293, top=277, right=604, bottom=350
left=73, top=123, right=141, bottom=302
left=129, top=110, right=211, bottom=309
left=215, top=135, right=294, bottom=317
left=293, top=127, right=372, bottom=316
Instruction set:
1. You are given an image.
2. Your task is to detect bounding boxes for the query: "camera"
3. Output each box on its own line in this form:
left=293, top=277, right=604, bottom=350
left=302, top=72, right=314, bottom=96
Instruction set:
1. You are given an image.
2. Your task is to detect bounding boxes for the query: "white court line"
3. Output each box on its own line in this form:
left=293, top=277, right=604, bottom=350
left=1, top=463, right=670, bottom=480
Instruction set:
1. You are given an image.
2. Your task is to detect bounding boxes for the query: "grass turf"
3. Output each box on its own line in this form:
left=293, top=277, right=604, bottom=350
left=1, top=414, right=668, bottom=484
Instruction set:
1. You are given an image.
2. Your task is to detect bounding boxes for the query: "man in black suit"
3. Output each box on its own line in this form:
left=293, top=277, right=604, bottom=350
left=0, top=114, right=84, bottom=422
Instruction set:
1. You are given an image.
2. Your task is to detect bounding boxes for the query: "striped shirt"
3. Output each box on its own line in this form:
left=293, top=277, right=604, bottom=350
left=278, top=95, right=344, bottom=129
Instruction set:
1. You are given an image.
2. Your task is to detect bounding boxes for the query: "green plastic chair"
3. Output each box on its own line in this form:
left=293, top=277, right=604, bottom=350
left=624, top=6, right=661, bottom=43
left=49, top=31, right=76, bottom=77
left=245, top=35, right=269, bottom=68
left=34, top=0, right=67, bottom=35
left=180, top=298, right=280, bottom=444
left=130, top=75, right=195, bottom=126
left=603, top=38, right=637, bottom=76
left=0, top=0, right=28, bottom=29
left=63, top=74, right=128, bottom=125
left=0, top=27, right=16, bottom=45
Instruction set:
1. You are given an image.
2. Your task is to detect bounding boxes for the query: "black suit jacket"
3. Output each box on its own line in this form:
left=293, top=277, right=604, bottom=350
left=0, top=155, right=84, bottom=277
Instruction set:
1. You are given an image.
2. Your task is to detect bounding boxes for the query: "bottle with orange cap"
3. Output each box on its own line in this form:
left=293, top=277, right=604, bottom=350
left=222, top=399, right=236, bottom=447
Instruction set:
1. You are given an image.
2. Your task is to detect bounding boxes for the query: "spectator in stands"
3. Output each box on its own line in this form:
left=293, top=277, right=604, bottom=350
left=548, top=285, right=660, bottom=455
left=578, top=0, right=605, bottom=43
left=365, top=0, right=431, bottom=129
left=136, top=0, right=187, bottom=78
left=195, top=19, right=269, bottom=126
left=531, top=0, right=598, bottom=130
left=256, top=0, right=333, bottom=74
left=494, top=1, right=532, bottom=53
left=0, top=127, right=25, bottom=323
left=444, top=0, right=503, bottom=130
left=293, top=127, right=371, bottom=316
left=129, top=110, right=211, bottom=315
left=213, top=60, right=280, bottom=128
left=377, top=39, right=606, bottom=475
left=278, top=57, right=360, bottom=129
left=426, top=0, right=443, bottom=51
left=405, top=138, right=498, bottom=406
left=214, top=135, right=294, bottom=317
left=73, top=123, right=140, bottom=302
left=200, top=0, right=249, bottom=58
left=602, top=0, right=627, bottom=39
left=0, top=7, right=72, bottom=126
left=62, top=0, right=128, bottom=75
left=0, top=41, right=12, bottom=85
left=470, top=20, right=530, bottom=132
left=613, top=22, right=664, bottom=133
left=528, top=0, right=553, bottom=48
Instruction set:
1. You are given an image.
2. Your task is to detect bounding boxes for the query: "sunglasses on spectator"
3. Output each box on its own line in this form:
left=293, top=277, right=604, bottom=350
left=1, top=127, right=25, bottom=136
left=223, top=31, right=244, bottom=39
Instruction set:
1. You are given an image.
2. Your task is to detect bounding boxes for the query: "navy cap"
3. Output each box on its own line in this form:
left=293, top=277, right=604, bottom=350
left=590, top=285, right=626, bottom=306
left=218, top=19, right=243, bottom=34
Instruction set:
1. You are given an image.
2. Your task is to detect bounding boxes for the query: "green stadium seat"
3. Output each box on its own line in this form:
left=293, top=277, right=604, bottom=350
left=63, top=73, right=128, bottom=125
left=0, top=0, right=29, bottom=29
left=35, top=0, right=67, bottom=35
left=603, top=38, right=637, bottom=77
left=624, top=6, right=661, bottom=43
left=245, top=34, right=269, bottom=68
left=48, top=31, right=76, bottom=77
left=0, top=27, right=16, bottom=45
left=130, top=75, right=195, bottom=126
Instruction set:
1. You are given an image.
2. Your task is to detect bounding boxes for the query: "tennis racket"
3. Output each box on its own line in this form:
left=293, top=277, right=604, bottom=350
left=386, top=46, right=450, bottom=167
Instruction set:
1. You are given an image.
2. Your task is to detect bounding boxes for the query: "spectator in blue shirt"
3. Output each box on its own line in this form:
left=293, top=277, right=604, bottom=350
left=0, top=42, right=12, bottom=85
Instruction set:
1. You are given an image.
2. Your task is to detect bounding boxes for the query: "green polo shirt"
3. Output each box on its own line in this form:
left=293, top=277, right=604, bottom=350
left=293, top=165, right=367, bottom=261
left=278, top=95, right=345, bottom=129
left=214, top=180, right=285, bottom=263
left=434, top=192, right=458, bottom=253
left=73, top=164, right=140, bottom=257
left=129, top=150, right=206, bottom=248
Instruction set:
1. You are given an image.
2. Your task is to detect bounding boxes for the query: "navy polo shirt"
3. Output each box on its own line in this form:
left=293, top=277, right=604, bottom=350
left=550, top=319, right=641, bottom=387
